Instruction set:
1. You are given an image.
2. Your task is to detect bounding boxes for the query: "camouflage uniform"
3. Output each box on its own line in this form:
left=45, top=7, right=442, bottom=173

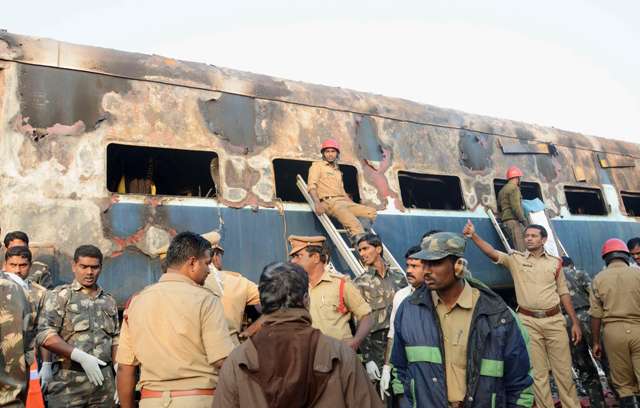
left=0, top=271, right=33, bottom=408
left=23, top=280, right=47, bottom=366
left=562, top=265, right=607, bottom=407
left=27, top=260, right=53, bottom=289
left=354, top=264, right=407, bottom=368
left=36, top=280, right=119, bottom=408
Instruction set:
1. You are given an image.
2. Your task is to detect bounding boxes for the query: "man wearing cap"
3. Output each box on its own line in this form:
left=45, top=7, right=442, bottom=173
left=590, top=239, right=640, bottom=407
left=288, top=235, right=373, bottom=348
left=354, top=233, right=407, bottom=391
left=308, top=139, right=377, bottom=240
left=391, top=232, right=534, bottom=407
left=201, top=231, right=261, bottom=344
left=464, top=220, right=581, bottom=408
left=116, top=232, right=234, bottom=408
left=498, top=166, right=527, bottom=251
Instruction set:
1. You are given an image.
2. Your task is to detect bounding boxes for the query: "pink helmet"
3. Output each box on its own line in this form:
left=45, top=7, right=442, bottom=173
left=506, top=166, right=523, bottom=180
left=320, top=139, right=340, bottom=153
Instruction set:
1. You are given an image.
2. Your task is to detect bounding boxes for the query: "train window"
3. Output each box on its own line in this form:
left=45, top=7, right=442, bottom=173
left=398, top=172, right=465, bottom=210
left=273, top=159, right=361, bottom=203
left=106, top=144, right=218, bottom=197
left=621, top=191, right=640, bottom=217
left=494, top=179, right=543, bottom=202
left=564, top=186, right=607, bottom=215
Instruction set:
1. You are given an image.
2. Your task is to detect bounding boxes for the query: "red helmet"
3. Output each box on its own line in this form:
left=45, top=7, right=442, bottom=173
left=601, top=238, right=629, bottom=258
left=320, top=139, right=340, bottom=153
left=506, top=166, right=523, bottom=180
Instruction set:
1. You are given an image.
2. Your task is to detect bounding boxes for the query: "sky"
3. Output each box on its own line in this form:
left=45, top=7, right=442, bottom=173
left=3, top=0, right=640, bottom=143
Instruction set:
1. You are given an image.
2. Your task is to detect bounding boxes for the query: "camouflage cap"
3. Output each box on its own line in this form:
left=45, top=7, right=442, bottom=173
left=413, top=232, right=466, bottom=261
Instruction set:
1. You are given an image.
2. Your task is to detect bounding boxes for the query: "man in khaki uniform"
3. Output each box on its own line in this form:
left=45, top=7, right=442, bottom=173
left=498, top=166, right=527, bottom=252
left=3, top=231, right=53, bottom=288
left=465, top=220, right=582, bottom=408
left=308, top=139, right=376, bottom=239
left=201, top=232, right=261, bottom=344
left=288, top=235, right=373, bottom=348
left=116, top=231, right=234, bottom=408
left=590, top=239, right=640, bottom=406
left=213, top=262, right=383, bottom=408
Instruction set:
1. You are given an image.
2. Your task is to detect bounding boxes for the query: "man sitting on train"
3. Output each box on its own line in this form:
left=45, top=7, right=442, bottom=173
left=307, top=139, right=377, bottom=242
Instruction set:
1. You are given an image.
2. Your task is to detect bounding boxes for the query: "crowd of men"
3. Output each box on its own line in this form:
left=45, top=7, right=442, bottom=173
left=1, top=139, right=640, bottom=408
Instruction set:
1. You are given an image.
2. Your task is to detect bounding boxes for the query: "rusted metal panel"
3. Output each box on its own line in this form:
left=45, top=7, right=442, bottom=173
left=499, top=139, right=551, bottom=154
left=597, top=153, right=636, bottom=168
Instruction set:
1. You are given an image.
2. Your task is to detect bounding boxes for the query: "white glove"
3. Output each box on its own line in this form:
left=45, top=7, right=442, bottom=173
left=38, top=362, right=53, bottom=391
left=70, top=348, right=106, bottom=386
left=113, top=363, right=119, bottom=404
left=365, top=361, right=381, bottom=381
left=379, top=364, right=392, bottom=399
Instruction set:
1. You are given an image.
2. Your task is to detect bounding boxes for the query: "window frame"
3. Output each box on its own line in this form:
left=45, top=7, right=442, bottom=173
left=563, top=185, right=609, bottom=216
left=621, top=191, right=640, bottom=217
left=396, top=170, right=466, bottom=211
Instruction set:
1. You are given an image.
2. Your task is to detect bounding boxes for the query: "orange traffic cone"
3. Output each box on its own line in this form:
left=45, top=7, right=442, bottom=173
left=26, top=361, right=45, bottom=408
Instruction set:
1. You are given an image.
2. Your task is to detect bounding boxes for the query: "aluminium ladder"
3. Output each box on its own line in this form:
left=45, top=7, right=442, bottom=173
left=296, top=175, right=405, bottom=278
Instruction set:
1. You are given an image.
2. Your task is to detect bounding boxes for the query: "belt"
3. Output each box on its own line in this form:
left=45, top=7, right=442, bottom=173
left=140, top=388, right=215, bottom=399
left=319, top=195, right=344, bottom=202
left=517, top=304, right=561, bottom=318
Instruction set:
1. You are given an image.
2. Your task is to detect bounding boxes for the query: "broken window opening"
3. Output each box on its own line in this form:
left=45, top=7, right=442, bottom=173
left=493, top=179, right=543, bottom=203
left=107, top=143, right=218, bottom=198
left=621, top=191, right=640, bottom=217
left=564, top=186, right=607, bottom=215
left=273, top=159, right=361, bottom=203
left=398, top=171, right=465, bottom=210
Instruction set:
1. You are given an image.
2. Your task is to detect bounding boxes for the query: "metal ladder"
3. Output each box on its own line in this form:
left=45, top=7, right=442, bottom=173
left=296, top=175, right=405, bottom=277
left=485, top=208, right=513, bottom=252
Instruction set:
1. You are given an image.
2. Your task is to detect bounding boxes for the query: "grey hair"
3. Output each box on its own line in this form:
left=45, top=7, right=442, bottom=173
left=259, top=262, right=308, bottom=314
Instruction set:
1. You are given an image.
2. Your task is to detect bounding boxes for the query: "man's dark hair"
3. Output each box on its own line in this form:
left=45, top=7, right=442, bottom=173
left=259, top=262, right=308, bottom=314
left=304, top=244, right=330, bottom=264
left=627, top=237, right=640, bottom=251
left=73, top=245, right=104, bottom=264
left=357, top=233, right=383, bottom=256
left=421, top=229, right=442, bottom=241
left=4, top=231, right=29, bottom=248
left=524, top=224, right=548, bottom=239
left=166, top=232, right=212, bottom=269
left=405, top=245, right=421, bottom=259
left=561, top=256, right=574, bottom=267
left=5, top=246, right=32, bottom=263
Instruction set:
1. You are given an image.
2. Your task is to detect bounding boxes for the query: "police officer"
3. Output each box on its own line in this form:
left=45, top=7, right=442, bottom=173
left=116, top=232, right=234, bottom=408
left=465, top=220, right=582, bottom=408
left=497, top=166, right=527, bottom=252
left=37, top=245, right=119, bottom=407
left=0, top=268, right=33, bottom=407
left=201, top=231, right=261, bottom=344
left=590, top=239, right=640, bottom=407
left=354, top=233, right=407, bottom=388
left=3, top=231, right=53, bottom=288
left=307, top=139, right=376, bottom=240
left=288, top=235, right=373, bottom=348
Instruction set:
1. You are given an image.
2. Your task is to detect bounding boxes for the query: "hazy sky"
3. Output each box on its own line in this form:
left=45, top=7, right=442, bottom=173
left=3, top=0, right=639, bottom=143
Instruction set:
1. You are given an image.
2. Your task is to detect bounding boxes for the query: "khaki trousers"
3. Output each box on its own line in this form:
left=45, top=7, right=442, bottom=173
left=140, top=393, right=214, bottom=408
left=324, top=197, right=376, bottom=237
left=603, top=322, right=640, bottom=397
left=503, top=219, right=526, bottom=252
left=519, top=313, right=580, bottom=408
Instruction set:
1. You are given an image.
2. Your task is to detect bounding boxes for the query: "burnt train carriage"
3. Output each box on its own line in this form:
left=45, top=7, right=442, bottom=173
left=0, top=32, right=639, bottom=306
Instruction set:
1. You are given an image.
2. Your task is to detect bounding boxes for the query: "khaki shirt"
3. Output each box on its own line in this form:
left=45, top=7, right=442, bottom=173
left=204, top=271, right=260, bottom=338
left=432, top=282, right=479, bottom=403
left=37, top=280, right=119, bottom=363
left=308, top=160, right=346, bottom=199
left=498, top=182, right=526, bottom=224
left=589, top=263, right=640, bottom=325
left=309, top=271, right=372, bottom=340
left=116, top=273, right=234, bottom=391
left=496, top=250, right=568, bottom=310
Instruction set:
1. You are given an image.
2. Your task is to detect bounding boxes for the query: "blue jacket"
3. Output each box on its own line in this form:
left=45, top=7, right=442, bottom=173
left=391, top=279, right=534, bottom=408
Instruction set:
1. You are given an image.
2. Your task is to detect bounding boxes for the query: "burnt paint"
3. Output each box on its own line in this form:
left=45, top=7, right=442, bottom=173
left=18, top=64, right=131, bottom=131
left=458, top=130, right=493, bottom=171
left=198, top=93, right=262, bottom=150
left=515, top=127, right=536, bottom=140
left=355, top=115, right=384, bottom=161
left=534, top=154, right=559, bottom=182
